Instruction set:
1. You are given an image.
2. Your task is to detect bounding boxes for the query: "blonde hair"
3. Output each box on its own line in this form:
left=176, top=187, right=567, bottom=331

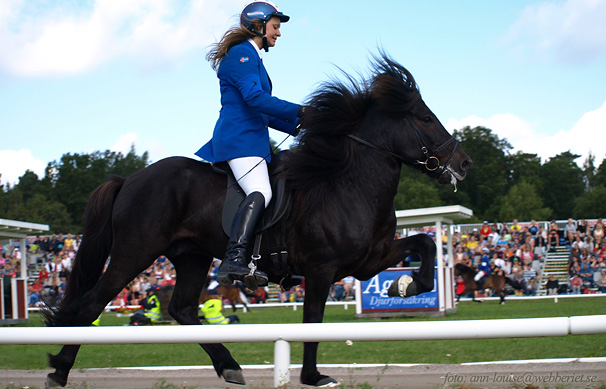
left=206, top=20, right=264, bottom=70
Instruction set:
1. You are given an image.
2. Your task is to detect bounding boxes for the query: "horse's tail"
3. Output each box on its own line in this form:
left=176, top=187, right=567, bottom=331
left=504, top=276, right=523, bottom=290
left=44, top=175, right=125, bottom=327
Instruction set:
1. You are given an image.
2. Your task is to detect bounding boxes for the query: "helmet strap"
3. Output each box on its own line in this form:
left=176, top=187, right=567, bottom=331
left=250, top=21, right=269, bottom=52
left=261, top=21, right=269, bottom=52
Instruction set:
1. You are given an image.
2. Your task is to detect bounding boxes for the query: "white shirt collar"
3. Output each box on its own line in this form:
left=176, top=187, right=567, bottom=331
left=248, top=38, right=263, bottom=60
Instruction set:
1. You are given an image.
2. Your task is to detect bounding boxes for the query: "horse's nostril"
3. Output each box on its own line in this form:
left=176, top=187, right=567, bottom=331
left=461, top=159, right=472, bottom=171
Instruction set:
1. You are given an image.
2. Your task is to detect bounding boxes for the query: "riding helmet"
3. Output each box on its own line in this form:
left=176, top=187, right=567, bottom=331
left=240, top=1, right=290, bottom=32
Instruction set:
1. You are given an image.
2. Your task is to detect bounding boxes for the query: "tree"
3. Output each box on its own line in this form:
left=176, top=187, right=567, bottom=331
left=582, top=152, right=596, bottom=191
left=0, top=147, right=149, bottom=232
left=574, top=185, right=606, bottom=219
left=395, top=167, right=444, bottom=210
left=447, top=126, right=511, bottom=220
left=506, top=152, right=542, bottom=190
left=498, top=180, right=552, bottom=221
left=594, top=158, right=606, bottom=188
left=539, top=151, right=584, bottom=220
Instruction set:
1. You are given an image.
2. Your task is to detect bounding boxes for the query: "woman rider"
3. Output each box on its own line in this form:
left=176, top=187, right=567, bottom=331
left=196, top=1, right=303, bottom=288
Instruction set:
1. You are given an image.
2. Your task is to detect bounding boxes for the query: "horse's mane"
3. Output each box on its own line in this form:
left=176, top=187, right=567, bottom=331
left=455, top=262, right=476, bottom=275
left=286, top=51, right=420, bottom=208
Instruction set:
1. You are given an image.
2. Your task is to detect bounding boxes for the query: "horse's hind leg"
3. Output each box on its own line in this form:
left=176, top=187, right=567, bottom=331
left=169, top=252, right=245, bottom=385
left=47, top=249, right=157, bottom=387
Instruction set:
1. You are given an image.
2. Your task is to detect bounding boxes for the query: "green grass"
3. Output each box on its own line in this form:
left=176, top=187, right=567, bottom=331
left=1, top=296, right=605, bottom=370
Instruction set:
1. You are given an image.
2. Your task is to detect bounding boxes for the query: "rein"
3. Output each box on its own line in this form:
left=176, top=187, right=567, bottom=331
left=347, top=116, right=459, bottom=174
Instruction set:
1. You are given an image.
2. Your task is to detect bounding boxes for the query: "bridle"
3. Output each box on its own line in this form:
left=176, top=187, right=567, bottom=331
left=347, top=116, right=460, bottom=174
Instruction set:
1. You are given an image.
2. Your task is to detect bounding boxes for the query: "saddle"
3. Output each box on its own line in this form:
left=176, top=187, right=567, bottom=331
left=211, top=151, right=293, bottom=276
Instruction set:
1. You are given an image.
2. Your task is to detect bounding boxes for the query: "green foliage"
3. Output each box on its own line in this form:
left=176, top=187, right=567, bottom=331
left=0, top=146, right=148, bottom=232
left=394, top=166, right=443, bottom=210
left=498, top=180, right=552, bottom=221
left=447, top=126, right=511, bottom=217
left=574, top=185, right=606, bottom=218
left=539, top=151, right=585, bottom=219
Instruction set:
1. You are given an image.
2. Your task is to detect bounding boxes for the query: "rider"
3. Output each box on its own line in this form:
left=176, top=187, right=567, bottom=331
left=474, top=247, right=491, bottom=286
left=196, top=1, right=303, bottom=289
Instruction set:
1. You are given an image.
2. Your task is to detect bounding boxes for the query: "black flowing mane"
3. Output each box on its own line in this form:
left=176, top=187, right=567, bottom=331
left=286, top=51, right=421, bottom=200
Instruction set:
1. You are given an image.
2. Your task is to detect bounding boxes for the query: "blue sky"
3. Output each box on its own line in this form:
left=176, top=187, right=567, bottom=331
left=1, top=0, right=605, bottom=186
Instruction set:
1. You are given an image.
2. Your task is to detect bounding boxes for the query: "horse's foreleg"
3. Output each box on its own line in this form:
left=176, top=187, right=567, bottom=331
left=299, top=270, right=339, bottom=387
left=387, top=234, right=436, bottom=298
left=170, top=254, right=244, bottom=385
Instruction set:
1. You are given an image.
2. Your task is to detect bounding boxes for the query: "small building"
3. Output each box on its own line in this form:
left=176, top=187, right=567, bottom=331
left=1, top=218, right=50, bottom=324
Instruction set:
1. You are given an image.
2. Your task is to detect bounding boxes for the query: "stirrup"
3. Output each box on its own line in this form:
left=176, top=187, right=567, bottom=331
left=243, top=261, right=268, bottom=290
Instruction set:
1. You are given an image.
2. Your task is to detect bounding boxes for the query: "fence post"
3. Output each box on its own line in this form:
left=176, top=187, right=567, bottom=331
left=274, top=339, right=290, bottom=387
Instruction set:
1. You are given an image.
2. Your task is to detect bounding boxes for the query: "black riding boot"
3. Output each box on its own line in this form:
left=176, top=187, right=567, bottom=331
left=217, top=191, right=268, bottom=289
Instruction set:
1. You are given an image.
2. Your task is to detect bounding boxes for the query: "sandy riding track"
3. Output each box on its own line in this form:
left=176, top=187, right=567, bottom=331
left=2, top=360, right=606, bottom=388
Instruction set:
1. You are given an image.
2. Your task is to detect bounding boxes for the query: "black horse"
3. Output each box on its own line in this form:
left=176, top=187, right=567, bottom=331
left=44, top=52, right=471, bottom=387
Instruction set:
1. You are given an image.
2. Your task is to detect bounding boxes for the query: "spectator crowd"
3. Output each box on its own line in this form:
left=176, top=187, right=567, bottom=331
left=3, top=217, right=605, bottom=314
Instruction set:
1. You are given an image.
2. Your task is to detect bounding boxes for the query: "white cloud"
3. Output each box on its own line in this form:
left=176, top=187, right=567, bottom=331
left=446, top=100, right=606, bottom=165
left=0, top=0, right=246, bottom=77
left=0, top=149, right=47, bottom=187
left=502, top=0, right=606, bottom=64
left=110, top=132, right=140, bottom=155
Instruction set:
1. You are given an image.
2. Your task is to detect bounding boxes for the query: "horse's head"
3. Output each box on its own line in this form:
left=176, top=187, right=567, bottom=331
left=368, top=52, right=472, bottom=189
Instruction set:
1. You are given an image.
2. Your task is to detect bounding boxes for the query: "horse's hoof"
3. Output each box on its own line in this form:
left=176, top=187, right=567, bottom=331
left=302, top=374, right=338, bottom=387
left=315, top=375, right=339, bottom=387
left=45, top=373, right=66, bottom=388
left=222, top=368, right=245, bottom=385
left=387, top=275, right=414, bottom=298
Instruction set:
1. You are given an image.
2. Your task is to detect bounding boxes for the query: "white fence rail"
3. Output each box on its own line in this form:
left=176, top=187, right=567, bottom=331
left=2, top=315, right=605, bottom=387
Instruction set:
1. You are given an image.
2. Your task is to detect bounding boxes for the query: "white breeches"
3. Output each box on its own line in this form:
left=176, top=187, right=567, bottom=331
left=228, top=156, right=272, bottom=208
left=474, top=271, right=485, bottom=282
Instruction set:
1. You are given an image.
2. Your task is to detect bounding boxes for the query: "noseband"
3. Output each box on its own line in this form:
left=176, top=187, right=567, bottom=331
left=347, top=116, right=459, bottom=175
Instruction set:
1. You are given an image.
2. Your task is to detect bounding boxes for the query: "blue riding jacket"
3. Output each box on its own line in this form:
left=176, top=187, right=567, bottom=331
left=195, top=40, right=300, bottom=163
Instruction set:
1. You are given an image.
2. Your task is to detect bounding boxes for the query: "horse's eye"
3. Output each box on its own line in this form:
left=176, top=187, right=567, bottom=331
left=422, top=116, right=432, bottom=123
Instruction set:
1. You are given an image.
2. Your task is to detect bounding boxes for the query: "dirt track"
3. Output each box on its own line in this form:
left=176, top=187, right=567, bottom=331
left=2, top=360, right=606, bottom=388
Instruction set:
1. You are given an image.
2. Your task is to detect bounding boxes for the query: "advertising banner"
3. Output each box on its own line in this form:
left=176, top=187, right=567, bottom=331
left=359, top=268, right=439, bottom=312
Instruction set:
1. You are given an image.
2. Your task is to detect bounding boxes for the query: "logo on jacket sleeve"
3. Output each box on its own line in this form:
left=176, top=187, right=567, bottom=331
left=239, top=57, right=250, bottom=63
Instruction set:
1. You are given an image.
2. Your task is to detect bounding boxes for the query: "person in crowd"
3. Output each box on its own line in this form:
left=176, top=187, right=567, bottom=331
left=343, top=276, right=355, bottom=300
left=545, top=275, right=560, bottom=295
left=597, top=270, right=606, bottom=293
left=528, top=220, right=539, bottom=237
left=579, top=257, right=593, bottom=286
left=200, top=293, right=240, bottom=324
left=252, top=287, right=267, bottom=304
left=593, top=219, right=605, bottom=249
left=28, top=279, right=44, bottom=306
left=570, top=274, right=583, bottom=294
left=577, top=219, right=588, bottom=238
left=479, top=221, right=491, bottom=242
left=548, top=220, right=560, bottom=250
left=522, top=264, right=537, bottom=296
left=279, top=287, right=292, bottom=302
left=518, top=243, right=534, bottom=266
left=197, top=1, right=302, bottom=288
left=563, top=218, right=577, bottom=246
left=130, top=286, right=162, bottom=325
left=330, top=279, right=346, bottom=301
left=510, top=219, right=522, bottom=233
